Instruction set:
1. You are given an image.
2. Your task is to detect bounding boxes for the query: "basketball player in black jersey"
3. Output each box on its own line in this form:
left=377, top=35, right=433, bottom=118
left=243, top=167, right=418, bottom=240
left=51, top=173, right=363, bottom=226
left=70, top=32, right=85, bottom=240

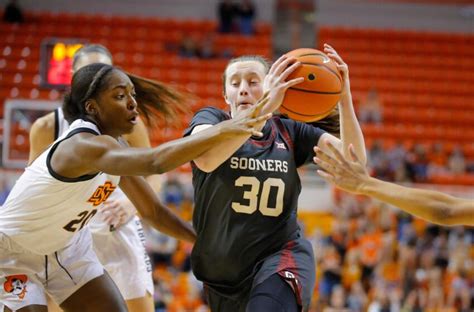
left=184, top=44, right=366, bottom=311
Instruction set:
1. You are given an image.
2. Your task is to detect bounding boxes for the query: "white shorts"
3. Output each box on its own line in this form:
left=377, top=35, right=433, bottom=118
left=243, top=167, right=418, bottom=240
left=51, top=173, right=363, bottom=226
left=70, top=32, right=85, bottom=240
left=91, top=216, right=154, bottom=300
left=0, top=228, right=104, bottom=311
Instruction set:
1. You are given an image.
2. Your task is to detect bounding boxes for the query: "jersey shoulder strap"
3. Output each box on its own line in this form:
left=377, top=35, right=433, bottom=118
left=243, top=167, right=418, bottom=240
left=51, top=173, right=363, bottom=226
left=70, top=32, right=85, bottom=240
left=273, top=117, right=294, bottom=151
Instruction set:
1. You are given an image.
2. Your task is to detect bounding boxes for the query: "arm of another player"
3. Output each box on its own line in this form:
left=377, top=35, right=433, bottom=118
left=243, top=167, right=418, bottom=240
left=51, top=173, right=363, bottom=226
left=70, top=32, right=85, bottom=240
left=119, top=175, right=196, bottom=242
left=314, top=142, right=474, bottom=226
left=51, top=111, right=271, bottom=177
left=100, top=117, right=163, bottom=228
left=317, top=44, right=367, bottom=165
left=28, top=112, right=55, bottom=165
left=190, top=94, right=270, bottom=173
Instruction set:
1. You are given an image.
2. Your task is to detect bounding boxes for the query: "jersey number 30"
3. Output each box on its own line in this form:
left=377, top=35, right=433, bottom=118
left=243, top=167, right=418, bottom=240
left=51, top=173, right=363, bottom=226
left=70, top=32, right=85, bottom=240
left=231, top=176, right=285, bottom=217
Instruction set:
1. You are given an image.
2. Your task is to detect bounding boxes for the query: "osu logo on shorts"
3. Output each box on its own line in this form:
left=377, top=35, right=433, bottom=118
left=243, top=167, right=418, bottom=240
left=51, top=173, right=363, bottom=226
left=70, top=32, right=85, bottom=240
left=3, top=275, right=28, bottom=299
left=88, top=181, right=116, bottom=206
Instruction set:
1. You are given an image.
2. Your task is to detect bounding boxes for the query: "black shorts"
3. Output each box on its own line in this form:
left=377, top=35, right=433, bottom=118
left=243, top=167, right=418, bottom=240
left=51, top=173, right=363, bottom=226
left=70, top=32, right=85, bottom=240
left=206, top=238, right=315, bottom=312
left=207, top=274, right=299, bottom=312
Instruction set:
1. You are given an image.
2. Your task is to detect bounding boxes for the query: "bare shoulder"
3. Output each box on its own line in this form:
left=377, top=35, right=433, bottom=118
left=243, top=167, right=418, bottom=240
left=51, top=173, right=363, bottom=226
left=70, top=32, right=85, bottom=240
left=28, top=112, right=56, bottom=163
left=71, top=133, right=122, bottom=156
left=31, top=112, right=55, bottom=133
left=54, top=133, right=120, bottom=164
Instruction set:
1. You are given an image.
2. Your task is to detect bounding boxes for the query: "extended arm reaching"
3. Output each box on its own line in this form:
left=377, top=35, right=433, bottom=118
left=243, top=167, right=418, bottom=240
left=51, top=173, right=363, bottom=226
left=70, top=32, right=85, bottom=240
left=314, top=141, right=474, bottom=226
left=50, top=111, right=271, bottom=178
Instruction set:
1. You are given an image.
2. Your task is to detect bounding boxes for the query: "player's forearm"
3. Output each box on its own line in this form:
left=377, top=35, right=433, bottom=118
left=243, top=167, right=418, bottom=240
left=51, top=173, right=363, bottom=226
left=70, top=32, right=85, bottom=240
left=339, top=88, right=367, bottom=164
left=363, top=178, right=471, bottom=226
left=192, top=134, right=251, bottom=172
left=149, top=122, right=232, bottom=173
left=144, top=204, right=196, bottom=243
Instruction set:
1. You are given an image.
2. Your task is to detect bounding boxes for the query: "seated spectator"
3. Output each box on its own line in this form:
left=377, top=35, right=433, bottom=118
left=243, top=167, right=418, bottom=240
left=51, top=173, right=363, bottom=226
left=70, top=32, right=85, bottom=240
left=320, top=244, right=342, bottom=301
left=3, top=0, right=23, bottom=24
left=406, top=144, right=429, bottom=182
left=178, top=35, right=200, bottom=58
left=198, top=34, right=217, bottom=59
left=217, top=0, right=237, bottom=33
left=427, top=142, right=448, bottom=176
left=347, top=282, right=367, bottom=312
left=358, top=88, right=383, bottom=124
left=323, top=284, right=349, bottom=312
left=447, top=145, right=466, bottom=175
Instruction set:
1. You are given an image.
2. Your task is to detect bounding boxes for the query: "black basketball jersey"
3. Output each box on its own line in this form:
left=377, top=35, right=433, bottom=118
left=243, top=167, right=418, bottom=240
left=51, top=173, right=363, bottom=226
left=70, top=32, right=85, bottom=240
left=184, top=107, right=325, bottom=298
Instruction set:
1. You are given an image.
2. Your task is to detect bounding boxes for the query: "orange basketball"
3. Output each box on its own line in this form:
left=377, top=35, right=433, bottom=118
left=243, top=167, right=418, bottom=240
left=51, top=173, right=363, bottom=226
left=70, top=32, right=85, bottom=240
left=280, top=48, right=343, bottom=122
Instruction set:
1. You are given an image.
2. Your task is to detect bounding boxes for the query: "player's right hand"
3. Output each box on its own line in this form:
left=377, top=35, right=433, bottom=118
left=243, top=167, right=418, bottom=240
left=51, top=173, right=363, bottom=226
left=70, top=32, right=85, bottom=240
left=261, top=55, right=304, bottom=115
left=221, top=93, right=272, bottom=137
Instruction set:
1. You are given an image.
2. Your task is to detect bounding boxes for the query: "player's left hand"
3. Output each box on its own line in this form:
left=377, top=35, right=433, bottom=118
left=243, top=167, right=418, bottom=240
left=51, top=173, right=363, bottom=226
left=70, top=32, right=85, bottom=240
left=323, top=43, right=350, bottom=95
left=99, top=198, right=136, bottom=229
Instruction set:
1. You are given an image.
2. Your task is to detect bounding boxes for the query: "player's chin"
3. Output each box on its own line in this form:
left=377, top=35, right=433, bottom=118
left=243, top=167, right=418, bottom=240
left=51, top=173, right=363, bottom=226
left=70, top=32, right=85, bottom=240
left=237, top=103, right=253, bottom=111
left=122, top=123, right=135, bottom=135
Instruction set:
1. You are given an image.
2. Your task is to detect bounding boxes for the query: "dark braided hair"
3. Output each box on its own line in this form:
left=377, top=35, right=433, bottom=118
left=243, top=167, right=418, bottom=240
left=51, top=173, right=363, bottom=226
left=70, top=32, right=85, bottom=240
left=63, top=63, right=192, bottom=126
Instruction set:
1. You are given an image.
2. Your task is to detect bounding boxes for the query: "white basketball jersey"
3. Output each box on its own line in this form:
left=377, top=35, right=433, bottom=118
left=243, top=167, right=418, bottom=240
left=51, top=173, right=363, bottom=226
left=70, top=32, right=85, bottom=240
left=54, top=107, right=70, bottom=141
left=0, top=119, right=120, bottom=255
left=53, top=108, right=128, bottom=234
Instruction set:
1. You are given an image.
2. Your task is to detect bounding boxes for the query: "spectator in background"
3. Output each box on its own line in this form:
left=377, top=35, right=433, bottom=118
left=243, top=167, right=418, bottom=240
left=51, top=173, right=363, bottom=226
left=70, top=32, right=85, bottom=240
left=406, top=144, right=429, bottom=182
left=199, top=34, right=217, bottom=59
left=237, top=0, right=256, bottom=35
left=320, top=244, right=343, bottom=301
left=218, top=0, right=237, bottom=33
left=358, top=88, right=383, bottom=124
left=347, top=281, right=368, bottom=311
left=178, top=35, right=200, bottom=58
left=386, top=141, right=409, bottom=182
left=323, top=284, right=349, bottom=312
left=3, top=0, right=23, bottom=24
left=447, top=145, right=466, bottom=174
left=427, top=142, right=448, bottom=176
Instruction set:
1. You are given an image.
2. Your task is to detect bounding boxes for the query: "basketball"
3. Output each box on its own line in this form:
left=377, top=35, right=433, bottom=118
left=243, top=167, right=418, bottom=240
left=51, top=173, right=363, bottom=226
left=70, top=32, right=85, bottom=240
left=280, top=48, right=343, bottom=122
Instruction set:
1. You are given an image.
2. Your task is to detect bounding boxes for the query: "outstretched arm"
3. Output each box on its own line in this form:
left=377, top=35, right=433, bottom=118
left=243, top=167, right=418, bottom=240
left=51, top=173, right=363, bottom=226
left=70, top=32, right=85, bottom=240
left=50, top=111, right=270, bottom=178
left=100, top=117, right=163, bottom=228
left=119, top=175, right=196, bottom=242
left=314, top=141, right=474, bottom=226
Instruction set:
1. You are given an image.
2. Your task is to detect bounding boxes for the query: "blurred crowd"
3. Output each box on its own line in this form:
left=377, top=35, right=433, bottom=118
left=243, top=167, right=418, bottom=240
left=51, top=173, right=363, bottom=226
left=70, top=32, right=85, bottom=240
left=367, top=140, right=472, bottom=184
left=312, top=191, right=472, bottom=312
left=358, top=88, right=473, bottom=182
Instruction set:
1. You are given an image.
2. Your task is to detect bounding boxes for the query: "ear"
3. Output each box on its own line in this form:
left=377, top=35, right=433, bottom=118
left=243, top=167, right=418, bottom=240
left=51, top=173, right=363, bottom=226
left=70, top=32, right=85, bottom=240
left=84, top=99, right=98, bottom=115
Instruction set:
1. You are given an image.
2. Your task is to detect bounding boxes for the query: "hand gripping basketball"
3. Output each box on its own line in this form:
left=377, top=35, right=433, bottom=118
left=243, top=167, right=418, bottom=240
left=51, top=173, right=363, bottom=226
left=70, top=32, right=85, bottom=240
left=260, top=55, right=304, bottom=115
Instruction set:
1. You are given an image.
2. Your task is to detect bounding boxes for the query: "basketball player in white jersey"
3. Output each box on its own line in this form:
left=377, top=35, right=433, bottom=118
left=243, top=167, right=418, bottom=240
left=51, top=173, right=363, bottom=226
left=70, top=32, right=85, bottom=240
left=28, top=45, right=160, bottom=312
left=0, top=63, right=271, bottom=312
